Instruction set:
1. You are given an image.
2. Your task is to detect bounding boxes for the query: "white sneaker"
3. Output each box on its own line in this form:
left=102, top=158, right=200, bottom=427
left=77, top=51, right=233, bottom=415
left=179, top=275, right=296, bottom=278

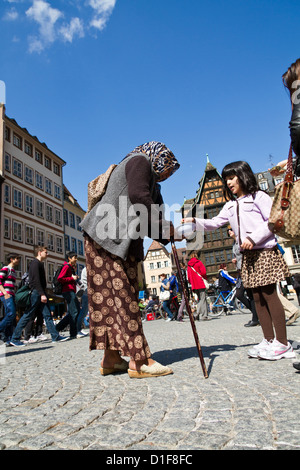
left=36, top=334, right=48, bottom=342
left=248, top=338, right=272, bottom=358
left=165, top=318, right=172, bottom=322
left=258, top=339, right=295, bottom=361
left=24, top=336, right=38, bottom=344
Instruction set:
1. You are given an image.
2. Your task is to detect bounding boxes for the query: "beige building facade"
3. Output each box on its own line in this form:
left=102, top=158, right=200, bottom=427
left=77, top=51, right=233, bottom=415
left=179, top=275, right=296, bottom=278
left=0, top=104, right=66, bottom=288
left=143, top=240, right=172, bottom=297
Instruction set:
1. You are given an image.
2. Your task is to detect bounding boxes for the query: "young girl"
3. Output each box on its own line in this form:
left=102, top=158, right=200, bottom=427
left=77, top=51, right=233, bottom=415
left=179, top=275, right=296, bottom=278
left=182, top=160, right=295, bottom=361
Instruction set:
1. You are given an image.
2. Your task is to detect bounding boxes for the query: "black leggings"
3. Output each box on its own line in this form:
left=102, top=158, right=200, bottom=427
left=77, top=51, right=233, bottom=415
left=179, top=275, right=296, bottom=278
left=252, top=283, right=287, bottom=345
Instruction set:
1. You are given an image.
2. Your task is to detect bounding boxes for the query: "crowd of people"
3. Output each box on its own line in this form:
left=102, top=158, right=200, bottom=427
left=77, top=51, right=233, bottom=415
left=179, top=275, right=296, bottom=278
left=1, top=58, right=300, bottom=377
left=0, top=248, right=89, bottom=347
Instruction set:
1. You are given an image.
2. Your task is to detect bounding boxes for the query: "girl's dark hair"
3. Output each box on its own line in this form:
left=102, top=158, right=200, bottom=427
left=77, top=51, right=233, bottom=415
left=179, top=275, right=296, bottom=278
left=221, top=161, right=259, bottom=201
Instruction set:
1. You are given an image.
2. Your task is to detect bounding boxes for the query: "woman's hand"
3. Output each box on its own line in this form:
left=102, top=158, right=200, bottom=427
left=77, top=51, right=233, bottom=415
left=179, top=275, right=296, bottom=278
left=241, top=238, right=254, bottom=250
left=181, top=217, right=194, bottom=224
left=269, top=160, right=287, bottom=177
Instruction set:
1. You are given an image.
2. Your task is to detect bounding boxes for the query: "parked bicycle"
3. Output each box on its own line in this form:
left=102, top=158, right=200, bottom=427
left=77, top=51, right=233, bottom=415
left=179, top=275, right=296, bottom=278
left=207, top=286, right=245, bottom=317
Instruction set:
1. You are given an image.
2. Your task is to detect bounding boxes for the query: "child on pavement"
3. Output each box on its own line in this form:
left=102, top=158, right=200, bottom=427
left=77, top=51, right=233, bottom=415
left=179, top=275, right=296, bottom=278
left=182, top=160, right=295, bottom=361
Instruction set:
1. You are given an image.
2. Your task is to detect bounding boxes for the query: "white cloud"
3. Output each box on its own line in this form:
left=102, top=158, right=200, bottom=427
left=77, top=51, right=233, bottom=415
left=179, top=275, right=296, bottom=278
left=3, top=8, right=19, bottom=21
left=26, top=0, right=63, bottom=51
left=59, top=17, right=84, bottom=43
left=3, top=0, right=117, bottom=53
left=88, top=0, right=117, bottom=31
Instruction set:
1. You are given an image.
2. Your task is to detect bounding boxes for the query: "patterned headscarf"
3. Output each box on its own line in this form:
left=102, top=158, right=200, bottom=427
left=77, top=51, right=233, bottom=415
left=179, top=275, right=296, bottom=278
left=125, top=141, right=180, bottom=181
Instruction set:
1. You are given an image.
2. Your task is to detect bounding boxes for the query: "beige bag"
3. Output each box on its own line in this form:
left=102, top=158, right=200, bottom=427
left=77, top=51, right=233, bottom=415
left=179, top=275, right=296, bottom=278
left=268, top=144, right=300, bottom=242
left=86, top=164, right=117, bottom=213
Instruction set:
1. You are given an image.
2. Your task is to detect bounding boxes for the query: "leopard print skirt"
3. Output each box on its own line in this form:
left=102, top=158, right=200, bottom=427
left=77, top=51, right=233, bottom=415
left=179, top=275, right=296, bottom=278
left=85, top=236, right=151, bottom=361
left=241, top=247, right=290, bottom=289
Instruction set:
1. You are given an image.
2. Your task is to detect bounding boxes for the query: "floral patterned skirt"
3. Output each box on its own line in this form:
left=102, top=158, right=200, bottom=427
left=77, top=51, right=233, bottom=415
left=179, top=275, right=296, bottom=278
left=85, top=236, right=151, bottom=361
left=241, top=247, right=290, bottom=289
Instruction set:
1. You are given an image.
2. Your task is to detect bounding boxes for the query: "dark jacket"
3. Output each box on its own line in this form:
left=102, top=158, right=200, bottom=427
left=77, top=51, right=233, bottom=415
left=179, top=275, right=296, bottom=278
left=28, top=259, right=47, bottom=296
left=289, top=102, right=300, bottom=176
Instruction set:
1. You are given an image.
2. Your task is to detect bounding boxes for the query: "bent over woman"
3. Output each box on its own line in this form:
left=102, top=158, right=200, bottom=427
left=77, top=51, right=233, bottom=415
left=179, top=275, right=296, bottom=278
left=81, top=142, right=180, bottom=378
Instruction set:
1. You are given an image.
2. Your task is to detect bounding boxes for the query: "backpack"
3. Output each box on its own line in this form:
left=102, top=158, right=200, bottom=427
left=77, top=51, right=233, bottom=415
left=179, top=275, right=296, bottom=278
left=15, top=284, right=31, bottom=309
left=52, top=266, right=64, bottom=295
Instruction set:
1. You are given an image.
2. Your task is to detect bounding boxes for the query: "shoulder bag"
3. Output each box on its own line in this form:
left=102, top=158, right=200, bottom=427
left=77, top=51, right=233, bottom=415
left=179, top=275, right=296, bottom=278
left=268, top=143, right=300, bottom=242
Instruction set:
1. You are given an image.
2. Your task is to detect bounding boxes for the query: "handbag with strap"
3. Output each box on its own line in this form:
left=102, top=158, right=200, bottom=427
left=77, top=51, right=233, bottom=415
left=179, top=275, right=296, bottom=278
left=268, top=143, right=300, bottom=242
left=190, top=266, right=209, bottom=289
left=86, top=164, right=118, bottom=213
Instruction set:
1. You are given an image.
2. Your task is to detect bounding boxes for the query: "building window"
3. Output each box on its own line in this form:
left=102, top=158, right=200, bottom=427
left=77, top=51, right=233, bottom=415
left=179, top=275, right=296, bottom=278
left=55, top=209, right=62, bottom=226
left=25, top=142, right=32, bottom=156
left=78, top=240, right=83, bottom=256
left=45, top=178, right=52, bottom=195
left=64, top=209, right=69, bottom=226
left=35, top=172, right=43, bottom=190
left=36, top=199, right=44, bottom=218
left=151, top=276, right=156, bottom=283
left=69, top=212, right=75, bottom=228
left=56, top=236, right=63, bottom=253
left=35, top=150, right=43, bottom=164
left=25, top=225, right=34, bottom=245
left=13, top=221, right=22, bottom=242
left=37, top=229, right=45, bottom=246
left=65, top=235, right=70, bottom=252
left=4, top=153, right=11, bottom=172
left=13, top=189, right=22, bottom=209
left=4, top=184, right=10, bottom=204
left=46, top=204, right=53, bottom=222
left=13, top=159, right=22, bottom=178
left=71, top=237, right=77, bottom=253
left=44, top=156, right=51, bottom=170
left=149, top=263, right=154, bottom=269
left=13, top=133, right=22, bottom=149
left=5, top=127, right=11, bottom=142
left=53, top=163, right=60, bottom=176
left=47, top=233, right=54, bottom=251
left=4, top=218, right=10, bottom=239
left=47, top=263, right=54, bottom=283
left=164, top=261, right=169, bottom=267
left=54, top=184, right=61, bottom=200
left=24, top=166, right=33, bottom=184
left=292, top=245, right=300, bottom=264
left=259, top=181, right=269, bottom=191
left=76, top=216, right=82, bottom=231
left=25, top=194, right=34, bottom=214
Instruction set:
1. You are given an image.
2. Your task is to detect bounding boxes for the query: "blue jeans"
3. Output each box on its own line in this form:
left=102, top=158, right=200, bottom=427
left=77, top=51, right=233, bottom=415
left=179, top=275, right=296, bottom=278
left=56, top=291, right=79, bottom=338
left=163, top=300, right=173, bottom=319
left=76, top=290, right=88, bottom=332
left=0, top=296, right=16, bottom=340
left=11, top=289, right=59, bottom=341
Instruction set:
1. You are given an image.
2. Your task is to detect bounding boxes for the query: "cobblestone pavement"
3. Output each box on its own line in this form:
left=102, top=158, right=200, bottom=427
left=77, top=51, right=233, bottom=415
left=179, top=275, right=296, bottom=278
left=1, top=305, right=300, bottom=451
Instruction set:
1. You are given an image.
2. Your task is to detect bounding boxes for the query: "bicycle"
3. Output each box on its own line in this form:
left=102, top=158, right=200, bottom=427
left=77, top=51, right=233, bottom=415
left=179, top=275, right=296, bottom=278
left=158, top=294, right=179, bottom=320
left=207, top=286, right=245, bottom=317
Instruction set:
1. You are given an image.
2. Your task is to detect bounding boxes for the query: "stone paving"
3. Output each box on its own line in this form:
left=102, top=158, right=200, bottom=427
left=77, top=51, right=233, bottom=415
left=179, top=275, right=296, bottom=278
left=1, top=305, right=300, bottom=451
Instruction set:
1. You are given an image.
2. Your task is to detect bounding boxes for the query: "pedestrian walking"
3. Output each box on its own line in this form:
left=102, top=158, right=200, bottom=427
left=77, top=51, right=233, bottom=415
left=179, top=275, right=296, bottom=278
left=80, top=141, right=180, bottom=378
left=159, top=273, right=174, bottom=322
left=55, top=251, right=83, bottom=339
left=182, top=160, right=295, bottom=361
left=187, top=252, right=210, bottom=321
left=10, top=246, right=68, bottom=347
left=76, top=267, right=89, bottom=337
left=0, top=253, right=20, bottom=343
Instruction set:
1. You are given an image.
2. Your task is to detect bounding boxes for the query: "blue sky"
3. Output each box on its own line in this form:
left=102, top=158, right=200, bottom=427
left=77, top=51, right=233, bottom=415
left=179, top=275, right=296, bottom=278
left=1, top=0, right=299, bottom=251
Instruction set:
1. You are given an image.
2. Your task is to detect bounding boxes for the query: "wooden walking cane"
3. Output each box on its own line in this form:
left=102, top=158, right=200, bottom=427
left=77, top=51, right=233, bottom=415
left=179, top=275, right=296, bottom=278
left=171, top=237, right=208, bottom=379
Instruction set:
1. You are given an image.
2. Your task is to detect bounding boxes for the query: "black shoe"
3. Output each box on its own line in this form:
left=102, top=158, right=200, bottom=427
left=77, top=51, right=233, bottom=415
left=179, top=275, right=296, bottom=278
left=293, top=362, right=300, bottom=371
left=244, top=321, right=259, bottom=327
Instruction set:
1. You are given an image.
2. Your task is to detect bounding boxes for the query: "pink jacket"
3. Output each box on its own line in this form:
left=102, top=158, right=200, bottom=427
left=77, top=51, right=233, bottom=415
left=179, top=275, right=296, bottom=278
left=187, top=258, right=207, bottom=290
left=57, top=262, right=77, bottom=293
left=195, top=191, right=277, bottom=251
